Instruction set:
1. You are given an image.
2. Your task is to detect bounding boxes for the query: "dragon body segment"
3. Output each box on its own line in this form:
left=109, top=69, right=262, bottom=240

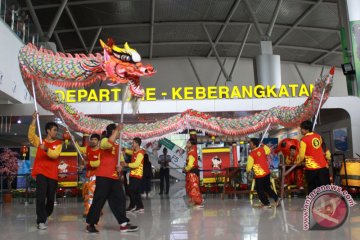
left=18, top=41, right=334, bottom=141
left=121, top=68, right=333, bottom=141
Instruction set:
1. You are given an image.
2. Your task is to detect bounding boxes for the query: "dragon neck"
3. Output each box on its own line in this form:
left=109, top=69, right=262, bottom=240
left=19, top=44, right=105, bottom=87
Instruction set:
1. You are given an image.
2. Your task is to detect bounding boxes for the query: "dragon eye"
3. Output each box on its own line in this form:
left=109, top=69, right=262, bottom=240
left=118, top=54, right=132, bottom=62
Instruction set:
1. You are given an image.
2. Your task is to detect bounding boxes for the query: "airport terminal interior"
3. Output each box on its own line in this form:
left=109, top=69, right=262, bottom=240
left=0, top=0, right=360, bottom=239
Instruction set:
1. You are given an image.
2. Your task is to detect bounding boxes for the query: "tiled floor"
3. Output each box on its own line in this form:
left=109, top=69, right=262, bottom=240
left=0, top=182, right=359, bottom=240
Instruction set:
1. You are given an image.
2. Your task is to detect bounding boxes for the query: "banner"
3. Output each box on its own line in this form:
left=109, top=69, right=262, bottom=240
left=263, top=138, right=280, bottom=170
left=58, top=152, right=78, bottom=187
left=17, top=159, right=30, bottom=189
left=202, top=148, right=231, bottom=184
left=145, top=138, right=187, bottom=179
left=350, top=20, right=360, bottom=94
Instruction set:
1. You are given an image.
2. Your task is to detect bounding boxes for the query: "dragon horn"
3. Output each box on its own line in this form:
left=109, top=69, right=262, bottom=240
left=99, top=39, right=112, bottom=53
left=124, top=42, right=130, bottom=51
left=329, top=66, right=335, bottom=75
left=99, top=39, right=107, bottom=48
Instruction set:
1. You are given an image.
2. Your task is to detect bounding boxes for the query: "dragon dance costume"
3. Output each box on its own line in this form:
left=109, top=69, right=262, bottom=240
left=28, top=123, right=63, bottom=225
left=83, top=148, right=100, bottom=217
left=185, top=146, right=203, bottom=206
left=246, top=142, right=279, bottom=207
left=77, top=144, right=100, bottom=217
left=18, top=39, right=334, bottom=141
left=285, top=153, right=304, bottom=188
left=299, top=131, right=331, bottom=194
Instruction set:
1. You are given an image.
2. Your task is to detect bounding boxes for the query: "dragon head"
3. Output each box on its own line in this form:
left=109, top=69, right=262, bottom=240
left=100, top=38, right=156, bottom=98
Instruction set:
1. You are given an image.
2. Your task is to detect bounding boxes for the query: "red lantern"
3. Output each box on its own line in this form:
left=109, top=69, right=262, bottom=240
left=20, top=145, right=28, bottom=159
left=63, top=131, right=71, bottom=149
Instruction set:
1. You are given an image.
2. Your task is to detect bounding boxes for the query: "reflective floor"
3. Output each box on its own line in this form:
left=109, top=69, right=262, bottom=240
left=0, top=181, right=359, bottom=240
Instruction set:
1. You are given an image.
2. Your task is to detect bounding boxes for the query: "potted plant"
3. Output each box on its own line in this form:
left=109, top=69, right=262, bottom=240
left=0, top=148, right=19, bottom=203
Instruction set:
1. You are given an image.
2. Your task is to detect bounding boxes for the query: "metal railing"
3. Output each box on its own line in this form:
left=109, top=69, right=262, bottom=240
left=0, top=0, right=40, bottom=45
left=0, top=170, right=86, bottom=205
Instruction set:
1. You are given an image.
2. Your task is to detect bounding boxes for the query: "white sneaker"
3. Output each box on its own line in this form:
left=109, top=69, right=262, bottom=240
left=275, top=198, right=282, bottom=207
left=193, top=204, right=204, bottom=209
left=37, top=223, right=47, bottom=230
left=134, top=208, right=145, bottom=213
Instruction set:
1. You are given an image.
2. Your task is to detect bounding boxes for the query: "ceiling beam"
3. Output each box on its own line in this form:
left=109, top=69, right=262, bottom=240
left=206, top=0, right=242, bottom=57
left=294, top=64, right=306, bottom=84
left=24, top=0, right=56, bottom=52
left=244, top=0, right=264, bottom=37
left=310, top=43, right=341, bottom=65
left=274, top=0, right=323, bottom=47
left=214, top=58, right=227, bottom=86
left=25, top=0, right=337, bottom=10
left=229, top=24, right=252, bottom=79
left=188, top=58, right=204, bottom=87
left=54, top=32, right=65, bottom=52
left=65, top=6, right=88, bottom=53
left=149, top=0, right=156, bottom=59
left=266, top=0, right=283, bottom=39
left=46, top=0, right=68, bottom=41
left=24, top=0, right=45, bottom=41
left=203, top=24, right=231, bottom=81
left=24, top=0, right=126, bottom=10
left=89, top=27, right=102, bottom=53
left=66, top=41, right=342, bottom=55
left=53, top=21, right=339, bottom=34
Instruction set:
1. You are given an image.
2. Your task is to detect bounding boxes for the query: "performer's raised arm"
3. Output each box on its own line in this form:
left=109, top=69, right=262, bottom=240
left=28, top=112, right=40, bottom=148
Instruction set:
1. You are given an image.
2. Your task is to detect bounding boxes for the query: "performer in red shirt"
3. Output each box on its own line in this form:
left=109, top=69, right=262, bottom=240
left=77, top=134, right=101, bottom=217
left=299, top=120, right=330, bottom=194
left=28, top=112, right=62, bottom=230
left=285, top=145, right=304, bottom=189
left=184, top=139, right=203, bottom=208
left=123, top=137, right=145, bottom=213
left=246, top=138, right=281, bottom=208
left=86, top=123, right=138, bottom=234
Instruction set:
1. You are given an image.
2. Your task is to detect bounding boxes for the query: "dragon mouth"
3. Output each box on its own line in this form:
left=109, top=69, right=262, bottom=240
left=106, top=69, right=145, bottom=98
left=128, top=79, right=144, bottom=98
left=103, top=57, right=155, bottom=99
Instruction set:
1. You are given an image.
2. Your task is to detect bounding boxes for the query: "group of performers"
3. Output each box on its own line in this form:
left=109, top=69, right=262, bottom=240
left=28, top=103, right=332, bottom=230
left=28, top=111, right=204, bottom=232
left=184, top=119, right=332, bottom=210
left=245, top=120, right=332, bottom=208
left=29, top=115, right=141, bottom=233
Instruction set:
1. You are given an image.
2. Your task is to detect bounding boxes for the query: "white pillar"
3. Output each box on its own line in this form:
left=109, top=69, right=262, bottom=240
left=255, top=41, right=281, bottom=88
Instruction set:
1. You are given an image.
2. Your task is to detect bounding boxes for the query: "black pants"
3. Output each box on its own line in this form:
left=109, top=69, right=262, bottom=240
left=86, top=176, right=129, bottom=225
left=255, top=174, right=279, bottom=206
left=141, top=177, right=151, bottom=194
left=159, top=168, right=170, bottom=194
left=128, top=177, right=144, bottom=209
left=36, top=174, right=58, bottom=224
left=305, top=167, right=330, bottom=194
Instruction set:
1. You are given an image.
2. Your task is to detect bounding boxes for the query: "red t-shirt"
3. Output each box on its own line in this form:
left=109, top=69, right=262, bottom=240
left=86, top=147, right=100, bottom=178
left=95, top=139, right=119, bottom=180
left=249, top=147, right=270, bottom=178
left=32, top=140, right=62, bottom=181
left=186, top=147, right=199, bottom=170
left=301, top=133, right=328, bottom=170
left=129, top=149, right=145, bottom=179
